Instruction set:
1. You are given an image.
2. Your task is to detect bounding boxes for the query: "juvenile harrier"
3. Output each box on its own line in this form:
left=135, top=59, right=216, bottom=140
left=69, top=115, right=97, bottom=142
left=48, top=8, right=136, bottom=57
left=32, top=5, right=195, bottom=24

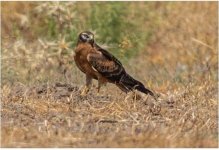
left=74, top=31, right=154, bottom=97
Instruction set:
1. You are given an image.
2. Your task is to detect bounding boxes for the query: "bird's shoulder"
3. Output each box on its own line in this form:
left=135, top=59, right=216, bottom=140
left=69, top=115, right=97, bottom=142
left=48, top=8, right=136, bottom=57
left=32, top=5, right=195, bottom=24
left=94, top=43, right=122, bottom=66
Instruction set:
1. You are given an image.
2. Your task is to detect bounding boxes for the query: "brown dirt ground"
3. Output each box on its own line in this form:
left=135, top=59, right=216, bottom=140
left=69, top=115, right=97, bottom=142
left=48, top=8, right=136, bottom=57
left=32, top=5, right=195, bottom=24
left=1, top=82, right=218, bottom=148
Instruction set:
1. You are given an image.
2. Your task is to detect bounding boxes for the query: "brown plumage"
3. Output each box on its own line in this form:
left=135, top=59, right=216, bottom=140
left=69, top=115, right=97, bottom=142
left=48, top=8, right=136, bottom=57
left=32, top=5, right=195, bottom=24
left=74, top=31, right=154, bottom=97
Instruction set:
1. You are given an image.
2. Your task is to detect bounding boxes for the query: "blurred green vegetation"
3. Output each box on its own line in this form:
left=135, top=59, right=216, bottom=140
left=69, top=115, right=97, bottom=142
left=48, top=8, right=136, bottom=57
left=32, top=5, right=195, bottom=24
left=2, top=2, right=160, bottom=84
left=1, top=2, right=218, bottom=88
left=1, top=3, right=218, bottom=148
left=34, top=2, right=159, bottom=61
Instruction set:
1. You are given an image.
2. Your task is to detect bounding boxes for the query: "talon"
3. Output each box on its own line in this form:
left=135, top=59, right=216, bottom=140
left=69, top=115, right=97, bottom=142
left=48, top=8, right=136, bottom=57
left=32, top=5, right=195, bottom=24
left=80, top=86, right=89, bottom=96
left=96, top=87, right=100, bottom=93
left=125, top=92, right=133, bottom=101
left=96, top=92, right=100, bottom=97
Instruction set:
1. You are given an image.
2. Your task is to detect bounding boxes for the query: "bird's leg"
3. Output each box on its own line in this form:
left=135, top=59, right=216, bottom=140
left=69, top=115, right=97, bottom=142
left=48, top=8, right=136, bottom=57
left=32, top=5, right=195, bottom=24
left=125, top=90, right=142, bottom=101
left=97, top=80, right=102, bottom=94
left=80, top=75, right=92, bottom=96
left=96, top=77, right=105, bottom=96
left=124, top=91, right=133, bottom=101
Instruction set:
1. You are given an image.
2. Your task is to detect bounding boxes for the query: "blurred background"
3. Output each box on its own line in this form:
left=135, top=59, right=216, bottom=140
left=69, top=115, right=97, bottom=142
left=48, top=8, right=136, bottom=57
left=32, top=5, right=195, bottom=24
left=1, top=2, right=218, bottom=148
left=1, top=1, right=218, bottom=92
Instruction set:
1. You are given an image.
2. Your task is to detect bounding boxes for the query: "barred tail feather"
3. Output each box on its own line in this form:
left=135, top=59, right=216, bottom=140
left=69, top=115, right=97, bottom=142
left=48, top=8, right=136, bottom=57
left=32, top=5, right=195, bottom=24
left=119, top=73, right=154, bottom=97
left=135, top=84, right=155, bottom=97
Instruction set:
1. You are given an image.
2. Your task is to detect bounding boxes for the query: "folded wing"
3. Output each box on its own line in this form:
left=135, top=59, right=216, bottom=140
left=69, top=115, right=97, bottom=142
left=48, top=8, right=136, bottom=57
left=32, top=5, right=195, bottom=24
left=87, top=49, right=124, bottom=82
left=87, top=45, right=154, bottom=97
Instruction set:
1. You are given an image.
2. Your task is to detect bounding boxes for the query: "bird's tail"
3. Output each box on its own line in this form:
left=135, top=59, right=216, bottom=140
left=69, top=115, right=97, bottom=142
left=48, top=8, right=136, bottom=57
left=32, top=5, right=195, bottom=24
left=118, top=73, right=155, bottom=97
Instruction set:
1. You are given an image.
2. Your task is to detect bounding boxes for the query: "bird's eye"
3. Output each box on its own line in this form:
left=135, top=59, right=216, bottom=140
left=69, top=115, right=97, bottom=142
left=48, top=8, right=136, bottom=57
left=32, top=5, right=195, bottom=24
left=82, top=34, right=89, bottom=39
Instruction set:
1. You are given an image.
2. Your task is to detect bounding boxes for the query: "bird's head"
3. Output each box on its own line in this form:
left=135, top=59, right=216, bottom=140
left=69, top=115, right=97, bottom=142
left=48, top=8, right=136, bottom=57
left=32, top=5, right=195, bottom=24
left=78, top=31, right=94, bottom=45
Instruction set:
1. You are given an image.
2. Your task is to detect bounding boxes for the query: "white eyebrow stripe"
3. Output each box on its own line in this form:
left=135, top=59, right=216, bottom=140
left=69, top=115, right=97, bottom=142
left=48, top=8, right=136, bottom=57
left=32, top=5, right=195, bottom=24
left=82, top=33, right=88, bottom=36
left=82, top=32, right=93, bottom=39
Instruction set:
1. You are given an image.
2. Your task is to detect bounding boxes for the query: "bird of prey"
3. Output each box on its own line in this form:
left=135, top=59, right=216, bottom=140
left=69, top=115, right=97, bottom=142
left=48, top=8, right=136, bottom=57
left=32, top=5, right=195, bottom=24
left=74, top=31, right=155, bottom=97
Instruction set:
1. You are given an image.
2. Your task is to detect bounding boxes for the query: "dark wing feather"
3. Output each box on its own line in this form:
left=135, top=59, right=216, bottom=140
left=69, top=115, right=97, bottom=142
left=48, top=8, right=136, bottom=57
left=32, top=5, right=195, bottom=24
left=88, top=44, right=154, bottom=97
left=87, top=49, right=125, bottom=82
left=94, top=43, right=122, bottom=66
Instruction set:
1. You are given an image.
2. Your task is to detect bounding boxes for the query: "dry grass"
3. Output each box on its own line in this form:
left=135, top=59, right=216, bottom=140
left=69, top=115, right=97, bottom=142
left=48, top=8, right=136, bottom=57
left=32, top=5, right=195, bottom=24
left=1, top=81, right=217, bottom=147
left=1, top=1, right=218, bottom=148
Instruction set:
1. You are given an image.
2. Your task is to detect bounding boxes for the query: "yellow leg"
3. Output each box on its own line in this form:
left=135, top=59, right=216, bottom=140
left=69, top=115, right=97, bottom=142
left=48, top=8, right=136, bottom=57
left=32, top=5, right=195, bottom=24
left=96, top=77, right=106, bottom=96
left=80, top=75, right=92, bottom=96
left=80, top=85, right=89, bottom=96
left=125, top=91, right=133, bottom=101
left=96, top=82, right=101, bottom=96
